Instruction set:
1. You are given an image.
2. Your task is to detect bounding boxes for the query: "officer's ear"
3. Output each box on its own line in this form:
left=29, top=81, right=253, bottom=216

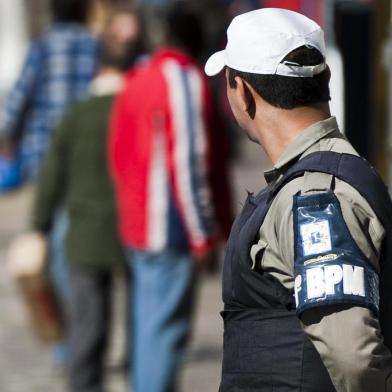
left=234, top=76, right=256, bottom=120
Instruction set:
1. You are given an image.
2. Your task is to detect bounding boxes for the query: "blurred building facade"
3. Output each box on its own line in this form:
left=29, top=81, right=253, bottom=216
left=0, top=0, right=28, bottom=99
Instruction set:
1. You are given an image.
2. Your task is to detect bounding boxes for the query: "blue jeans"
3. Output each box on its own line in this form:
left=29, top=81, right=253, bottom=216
left=48, top=208, right=70, bottom=367
left=126, top=248, right=197, bottom=392
left=49, top=209, right=70, bottom=301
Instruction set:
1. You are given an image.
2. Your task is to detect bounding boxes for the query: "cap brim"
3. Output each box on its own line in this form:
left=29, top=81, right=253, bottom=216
left=204, top=50, right=226, bottom=76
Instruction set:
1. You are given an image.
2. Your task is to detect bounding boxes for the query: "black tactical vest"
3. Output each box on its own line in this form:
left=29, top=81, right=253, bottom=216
left=220, top=151, right=392, bottom=392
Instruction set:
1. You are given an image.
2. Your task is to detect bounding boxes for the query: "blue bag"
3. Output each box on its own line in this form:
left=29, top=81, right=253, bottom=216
left=0, top=154, right=22, bottom=192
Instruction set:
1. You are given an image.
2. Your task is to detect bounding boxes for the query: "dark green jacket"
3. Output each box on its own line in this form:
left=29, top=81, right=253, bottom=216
left=32, top=95, right=126, bottom=269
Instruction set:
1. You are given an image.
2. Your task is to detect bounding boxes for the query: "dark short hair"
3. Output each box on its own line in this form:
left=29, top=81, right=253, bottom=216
left=50, top=0, right=91, bottom=23
left=165, top=2, right=204, bottom=59
left=100, top=36, right=144, bottom=72
left=227, top=45, right=331, bottom=109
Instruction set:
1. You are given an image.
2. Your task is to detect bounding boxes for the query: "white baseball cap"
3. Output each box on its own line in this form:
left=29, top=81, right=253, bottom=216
left=205, top=8, right=326, bottom=78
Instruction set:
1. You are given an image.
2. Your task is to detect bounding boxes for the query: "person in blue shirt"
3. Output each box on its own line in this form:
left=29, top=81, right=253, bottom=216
left=0, top=0, right=99, bottom=181
left=0, top=0, right=100, bottom=369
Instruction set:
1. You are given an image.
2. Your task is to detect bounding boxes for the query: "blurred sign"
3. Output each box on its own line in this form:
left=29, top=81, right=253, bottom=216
left=262, top=0, right=324, bottom=25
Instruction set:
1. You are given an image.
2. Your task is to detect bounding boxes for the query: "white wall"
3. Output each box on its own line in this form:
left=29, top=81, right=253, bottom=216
left=327, top=46, right=345, bottom=131
left=0, top=0, right=29, bottom=99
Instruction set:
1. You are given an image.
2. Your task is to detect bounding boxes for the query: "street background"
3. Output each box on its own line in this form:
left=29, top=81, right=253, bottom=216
left=0, top=139, right=269, bottom=392
left=1, top=0, right=392, bottom=391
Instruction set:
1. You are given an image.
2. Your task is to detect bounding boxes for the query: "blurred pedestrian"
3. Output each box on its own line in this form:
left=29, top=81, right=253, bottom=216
left=109, top=3, right=233, bottom=391
left=0, top=0, right=99, bottom=181
left=0, top=0, right=100, bottom=368
left=31, top=9, right=143, bottom=392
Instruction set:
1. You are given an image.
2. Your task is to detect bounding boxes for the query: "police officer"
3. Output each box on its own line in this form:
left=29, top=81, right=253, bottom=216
left=205, top=8, right=392, bottom=392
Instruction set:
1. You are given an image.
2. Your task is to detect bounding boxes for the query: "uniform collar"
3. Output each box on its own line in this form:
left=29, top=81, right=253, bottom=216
left=264, top=116, right=339, bottom=184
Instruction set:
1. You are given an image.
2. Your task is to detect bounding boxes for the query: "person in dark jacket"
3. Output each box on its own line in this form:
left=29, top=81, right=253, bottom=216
left=31, top=9, right=143, bottom=392
left=0, top=0, right=100, bottom=369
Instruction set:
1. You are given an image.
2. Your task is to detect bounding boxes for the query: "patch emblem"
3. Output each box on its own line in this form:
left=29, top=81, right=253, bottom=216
left=293, top=192, right=380, bottom=316
left=304, top=253, right=338, bottom=266
left=300, top=220, right=332, bottom=256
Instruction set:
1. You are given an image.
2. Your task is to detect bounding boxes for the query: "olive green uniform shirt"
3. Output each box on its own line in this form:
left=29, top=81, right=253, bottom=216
left=251, top=117, right=392, bottom=392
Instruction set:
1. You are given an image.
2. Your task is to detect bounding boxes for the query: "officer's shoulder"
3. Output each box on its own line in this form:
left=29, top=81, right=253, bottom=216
left=273, top=169, right=371, bottom=208
left=273, top=159, right=384, bottom=243
left=275, top=136, right=360, bottom=210
left=271, top=172, right=332, bottom=219
left=272, top=167, right=371, bottom=219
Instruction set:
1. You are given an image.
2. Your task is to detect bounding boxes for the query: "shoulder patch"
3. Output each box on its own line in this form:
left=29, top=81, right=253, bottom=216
left=293, top=191, right=379, bottom=316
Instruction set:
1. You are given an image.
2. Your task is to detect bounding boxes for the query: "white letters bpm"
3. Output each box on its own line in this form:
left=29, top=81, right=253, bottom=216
left=294, top=264, right=365, bottom=307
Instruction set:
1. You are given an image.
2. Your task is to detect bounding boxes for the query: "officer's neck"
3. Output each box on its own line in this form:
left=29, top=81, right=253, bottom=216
left=254, top=102, right=331, bottom=165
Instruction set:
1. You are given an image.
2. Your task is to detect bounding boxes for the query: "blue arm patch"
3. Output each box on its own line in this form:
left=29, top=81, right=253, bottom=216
left=293, top=192, right=379, bottom=316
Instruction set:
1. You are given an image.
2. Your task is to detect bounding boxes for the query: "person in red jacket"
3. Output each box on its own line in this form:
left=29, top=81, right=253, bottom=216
left=109, top=3, right=233, bottom=391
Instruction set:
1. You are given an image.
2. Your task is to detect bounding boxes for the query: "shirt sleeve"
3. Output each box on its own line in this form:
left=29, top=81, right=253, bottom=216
left=0, top=42, right=42, bottom=138
left=31, top=110, right=70, bottom=233
left=275, top=174, right=392, bottom=392
left=162, top=63, right=218, bottom=254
